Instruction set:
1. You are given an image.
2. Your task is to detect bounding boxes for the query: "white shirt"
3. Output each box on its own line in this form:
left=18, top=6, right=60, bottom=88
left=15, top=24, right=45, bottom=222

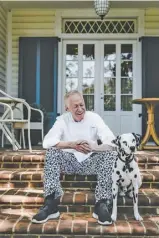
left=43, top=111, right=115, bottom=163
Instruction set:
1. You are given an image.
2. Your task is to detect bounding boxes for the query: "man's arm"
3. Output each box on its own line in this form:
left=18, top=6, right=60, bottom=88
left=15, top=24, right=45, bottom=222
left=43, top=118, right=64, bottom=149
left=56, top=140, right=91, bottom=154
left=89, top=141, right=116, bottom=152
left=55, top=141, right=75, bottom=149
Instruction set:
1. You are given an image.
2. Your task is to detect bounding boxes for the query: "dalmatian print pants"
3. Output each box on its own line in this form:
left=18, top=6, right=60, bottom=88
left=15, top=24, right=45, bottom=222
left=44, top=147, right=117, bottom=203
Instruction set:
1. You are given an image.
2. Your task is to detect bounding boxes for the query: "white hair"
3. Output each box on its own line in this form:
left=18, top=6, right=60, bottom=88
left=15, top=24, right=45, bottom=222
left=64, top=90, right=83, bottom=109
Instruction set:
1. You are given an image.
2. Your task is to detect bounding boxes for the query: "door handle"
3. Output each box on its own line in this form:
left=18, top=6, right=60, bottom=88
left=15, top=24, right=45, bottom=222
left=101, top=97, right=104, bottom=99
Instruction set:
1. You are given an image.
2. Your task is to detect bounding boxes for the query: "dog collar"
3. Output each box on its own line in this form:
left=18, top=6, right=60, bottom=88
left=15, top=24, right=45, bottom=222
left=117, top=153, right=134, bottom=169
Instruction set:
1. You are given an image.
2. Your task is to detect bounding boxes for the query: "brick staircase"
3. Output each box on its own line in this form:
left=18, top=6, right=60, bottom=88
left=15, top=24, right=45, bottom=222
left=0, top=150, right=159, bottom=238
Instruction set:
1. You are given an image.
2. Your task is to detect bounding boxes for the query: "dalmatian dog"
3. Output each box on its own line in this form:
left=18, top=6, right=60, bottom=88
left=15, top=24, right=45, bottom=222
left=111, top=133, right=143, bottom=222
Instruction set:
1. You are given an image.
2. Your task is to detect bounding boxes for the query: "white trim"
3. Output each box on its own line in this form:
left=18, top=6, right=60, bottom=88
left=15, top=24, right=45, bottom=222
left=95, top=41, right=101, bottom=115
left=78, top=43, right=83, bottom=93
left=6, top=10, right=12, bottom=95
left=59, top=34, right=140, bottom=40
left=61, top=40, right=67, bottom=112
left=55, top=8, right=144, bottom=38
left=133, top=40, right=142, bottom=134
left=57, top=40, right=62, bottom=114
left=56, top=8, right=144, bottom=18
left=138, top=9, right=145, bottom=36
left=116, top=42, right=120, bottom=123
left=55, top=10, right=61, bottom=37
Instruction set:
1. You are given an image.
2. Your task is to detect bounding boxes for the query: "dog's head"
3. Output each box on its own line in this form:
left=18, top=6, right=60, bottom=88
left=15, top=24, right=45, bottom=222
left=112, top=133, right=141, bottom=156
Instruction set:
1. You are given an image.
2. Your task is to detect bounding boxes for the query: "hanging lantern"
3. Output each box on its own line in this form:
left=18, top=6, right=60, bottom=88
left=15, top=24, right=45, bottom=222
left=94, top=0, right=110, bottom=20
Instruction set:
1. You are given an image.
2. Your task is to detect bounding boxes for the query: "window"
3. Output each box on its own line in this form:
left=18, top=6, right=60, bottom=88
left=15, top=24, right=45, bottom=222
left=63, top=19, right=136, bottom=34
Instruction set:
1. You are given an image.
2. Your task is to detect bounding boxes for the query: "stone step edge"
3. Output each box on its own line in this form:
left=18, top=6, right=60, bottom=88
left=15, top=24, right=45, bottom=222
left=0, top=213, right=159, bottom=236
left=0, top=151, right=159, bottom=163
left=0, top=169, right=159, bottom=181
left=1, top=160, right=159, bottom=164
left=1, top=204, right=159, bottom=210
left=0, top=190, right=159, bottom=206
left=0, top=236, right=158, bottom=238
left=0, top=183, right=158, bottom=190
left=0, top=236, right=159, bottom=238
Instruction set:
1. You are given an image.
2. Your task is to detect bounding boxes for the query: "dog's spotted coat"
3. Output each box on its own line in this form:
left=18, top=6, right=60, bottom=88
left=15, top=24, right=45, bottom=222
left=111, top=133, right=143, bottom=222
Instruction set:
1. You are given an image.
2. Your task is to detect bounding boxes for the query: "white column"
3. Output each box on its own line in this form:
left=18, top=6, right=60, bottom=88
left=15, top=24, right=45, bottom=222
left=6, top=10, right=12, bottom=95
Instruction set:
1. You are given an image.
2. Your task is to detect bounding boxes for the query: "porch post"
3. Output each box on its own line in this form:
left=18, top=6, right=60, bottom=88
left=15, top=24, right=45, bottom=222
left=6, top=10, right=12, bottom=95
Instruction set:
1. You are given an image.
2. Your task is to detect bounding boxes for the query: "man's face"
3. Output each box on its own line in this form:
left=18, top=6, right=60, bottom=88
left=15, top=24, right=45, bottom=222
left=67, top=94, right=86, bottom=122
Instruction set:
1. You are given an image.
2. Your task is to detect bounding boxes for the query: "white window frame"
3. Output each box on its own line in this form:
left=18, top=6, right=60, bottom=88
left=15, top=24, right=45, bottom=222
left=62, top=18, right=137, bottom=34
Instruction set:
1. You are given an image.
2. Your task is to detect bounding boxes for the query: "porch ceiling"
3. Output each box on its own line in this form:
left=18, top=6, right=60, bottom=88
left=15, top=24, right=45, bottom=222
left=2, top=0, right=159, bottom=9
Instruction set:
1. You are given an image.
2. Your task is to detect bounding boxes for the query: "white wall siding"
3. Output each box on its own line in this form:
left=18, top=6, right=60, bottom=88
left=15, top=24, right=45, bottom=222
left=145, top=8, right=159, bottom=36
left=0, top=5, right=7, bottom=91
left=12, top=9, right=55, bottom=96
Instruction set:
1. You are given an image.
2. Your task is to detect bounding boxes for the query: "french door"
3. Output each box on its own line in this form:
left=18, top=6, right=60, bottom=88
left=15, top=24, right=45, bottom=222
left=62, top=40, right=141, bottom=135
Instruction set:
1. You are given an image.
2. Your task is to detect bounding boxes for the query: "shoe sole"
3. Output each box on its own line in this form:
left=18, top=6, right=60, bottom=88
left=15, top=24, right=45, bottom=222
left=31, top=211, right=60, bottom=224
left=92, top=212, right=112, bottom=225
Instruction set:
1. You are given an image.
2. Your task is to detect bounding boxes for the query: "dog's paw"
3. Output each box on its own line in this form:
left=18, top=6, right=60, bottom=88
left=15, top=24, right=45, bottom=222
left=111, top=214, right=117, bottom=222
left=134, top=213, right=143, bottom=221
left=127, top=191, right=133, bottom=198
left=119, top=191, right=125, bottom=197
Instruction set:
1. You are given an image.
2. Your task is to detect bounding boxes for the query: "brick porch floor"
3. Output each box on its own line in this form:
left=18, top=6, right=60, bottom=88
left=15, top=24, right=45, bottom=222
left=0, top=150, right=158, bottom=238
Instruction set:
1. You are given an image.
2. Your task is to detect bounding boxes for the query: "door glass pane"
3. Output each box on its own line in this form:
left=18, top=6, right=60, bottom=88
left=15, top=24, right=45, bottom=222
left=66, top=44, right=78, bottom=60
left=65, top=44, right=78, bottom=93
left=83, top=61, right=95, bottom=77
left=121, top=44, right=132, bottom=60
left=121, top=78, right=132, bottom=94
left=121, top=95, right=132, bottom=111
left=83, top=95, right=94, bottom=111
left=83, top=44, right=95, bottom=60
left=66, top=78, right=78, bottom=92
left=82, top=44, right=95, bottom=110
left=104, top=78, right=115, bottom=94
left=104, top=61, right=116, bottom=77
left=121, top=44, right=133, bottom=111
left=66, top=61, right=78, bottom=78
left=83, top=78, right=94, bottom=94
left=121, top=61, right=132, bottom=77
left=104, top=44, right=116, bottom=111
left=104, top=44, right=116, bottom=60
left=104, top=95, right=115, bottom=111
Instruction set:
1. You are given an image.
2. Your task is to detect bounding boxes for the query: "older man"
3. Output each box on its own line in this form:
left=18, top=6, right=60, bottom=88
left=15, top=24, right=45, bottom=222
left=32, top=90, right=117, bottom=225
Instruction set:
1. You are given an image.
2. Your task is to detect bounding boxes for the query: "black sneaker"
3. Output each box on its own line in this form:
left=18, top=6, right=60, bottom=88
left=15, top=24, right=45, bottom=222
left=92, top=200, right=112, bottom=225
left=31, top=193, right=60, bottom=223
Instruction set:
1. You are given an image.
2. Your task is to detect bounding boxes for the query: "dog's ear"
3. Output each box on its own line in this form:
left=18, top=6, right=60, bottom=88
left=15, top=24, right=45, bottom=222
left=112, top=136, right=120, bottom=146
left=132, top=133, right=141, bottom=146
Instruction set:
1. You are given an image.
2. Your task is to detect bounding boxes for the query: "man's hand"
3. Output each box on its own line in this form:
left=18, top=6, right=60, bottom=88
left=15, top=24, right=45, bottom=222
left=71, top=140, right=92, bottom=154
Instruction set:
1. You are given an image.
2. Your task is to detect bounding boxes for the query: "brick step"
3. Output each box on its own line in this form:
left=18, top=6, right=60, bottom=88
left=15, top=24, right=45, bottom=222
left=0, top=169, right=158, bottom=190
left=2, top=161, right=159, bottom=170
left=0, top=211, right=158, bottom=237
left=1, top=236, right=159, bottom=238
left=0, top=180, right=158, bottom=190
left=0, top=188, right=158, bottom=207
left=0, top=150, right=159, bottom=168
left=1, top=204, right=159, bottom=216
left=0, top=189, right=159, bottom=215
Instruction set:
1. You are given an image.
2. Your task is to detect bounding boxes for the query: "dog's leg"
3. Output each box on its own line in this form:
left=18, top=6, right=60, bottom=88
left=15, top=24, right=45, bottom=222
left=127, top=183, right=133, bottom=198
left=132, top=181, right=143, bottom=221
left=138, top=172, right=142, bottom=188
left=119, top=186, right=127, bottom=197
left=111, top=181, right=118, bottom=222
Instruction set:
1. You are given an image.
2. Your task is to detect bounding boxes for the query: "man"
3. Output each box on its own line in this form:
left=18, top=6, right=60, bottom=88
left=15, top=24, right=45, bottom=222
left=32, top=90, right=117, bottom=225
